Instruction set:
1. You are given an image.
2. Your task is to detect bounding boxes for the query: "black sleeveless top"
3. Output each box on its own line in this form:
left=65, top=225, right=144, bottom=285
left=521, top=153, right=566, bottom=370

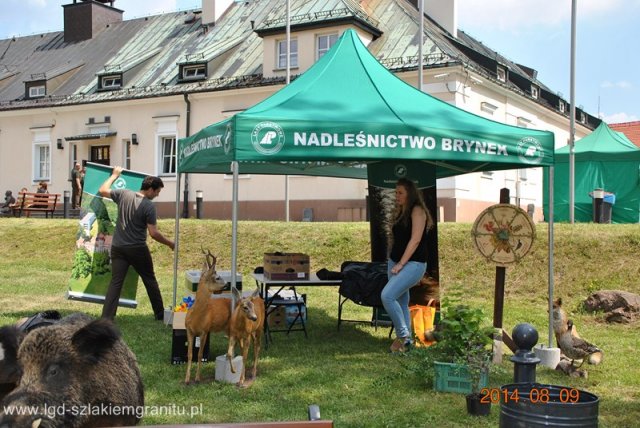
left=390, top=210, right=427, bottom=263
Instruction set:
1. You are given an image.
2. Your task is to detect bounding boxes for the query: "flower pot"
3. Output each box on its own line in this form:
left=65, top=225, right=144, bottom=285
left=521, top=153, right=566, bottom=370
left=466, top=392, right=491, bottom=416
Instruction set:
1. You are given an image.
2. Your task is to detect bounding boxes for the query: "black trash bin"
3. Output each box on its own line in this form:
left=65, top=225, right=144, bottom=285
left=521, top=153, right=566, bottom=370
left=589, top=189, right=614, bottom=223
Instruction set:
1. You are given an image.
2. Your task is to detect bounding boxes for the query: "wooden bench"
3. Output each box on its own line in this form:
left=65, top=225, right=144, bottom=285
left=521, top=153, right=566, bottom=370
left=12, top=192, right=60, bottom=218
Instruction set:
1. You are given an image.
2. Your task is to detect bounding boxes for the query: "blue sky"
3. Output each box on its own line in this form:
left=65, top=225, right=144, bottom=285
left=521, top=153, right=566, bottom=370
left=2, top=0, right=638, bottom=123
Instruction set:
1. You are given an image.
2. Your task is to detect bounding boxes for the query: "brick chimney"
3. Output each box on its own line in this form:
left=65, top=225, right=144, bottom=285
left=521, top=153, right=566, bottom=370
left=63, top=0, right=123, bottom=43
left=201, top=0, right=234, bottom=27
left=409, top=0, right=457, bottom=38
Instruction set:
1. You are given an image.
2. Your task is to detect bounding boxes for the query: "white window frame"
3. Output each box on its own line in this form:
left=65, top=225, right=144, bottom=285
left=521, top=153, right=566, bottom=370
left=29, top=85, right=46, bottom=98
left=517, top=117, right=532, bottom=128
left=559, top=100, right=566, bottom=113
left=480, top=101, right=498, bottom=115
left=101, top=75, right=122, bottom=89
left=182, top=64, right=206, bottom=80
left=159, top=136, right=176, bottom=176
left=154, top=116, right=179, bottom=178
left=531, top=85, right=539, bottom=99
left=317, top=33, right=338, bottom=60
left=496, top=66, right=506, bottom=82
left=31, top=129, right=51, bottom=182
left=579, top=112, right=587, bottom=123
left=277, top=38, right=298, bottom=69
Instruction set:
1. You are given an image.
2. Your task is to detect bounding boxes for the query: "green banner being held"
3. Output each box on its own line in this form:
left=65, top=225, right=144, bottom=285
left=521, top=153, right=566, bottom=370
left=66, top=163, right=145, bottom=308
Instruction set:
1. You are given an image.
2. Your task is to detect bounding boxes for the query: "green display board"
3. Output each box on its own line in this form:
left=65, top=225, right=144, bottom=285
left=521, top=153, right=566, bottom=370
left=66, top=163, right=146, bottom=308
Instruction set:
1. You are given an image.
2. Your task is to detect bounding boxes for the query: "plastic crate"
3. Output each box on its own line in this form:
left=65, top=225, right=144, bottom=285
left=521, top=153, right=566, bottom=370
left=433, top=361, right=488, bottom=394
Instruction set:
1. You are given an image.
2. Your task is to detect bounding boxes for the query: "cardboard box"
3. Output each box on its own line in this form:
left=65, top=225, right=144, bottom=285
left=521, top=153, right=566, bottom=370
left=172, top=311, right=187, bottom=330
left=185, top=270, right=242, bottom=293
left=263, top=252, right=310, bottom=280
left=267, top=303, right=307, bottom=328
left=171, top=329, right=210, bottom=365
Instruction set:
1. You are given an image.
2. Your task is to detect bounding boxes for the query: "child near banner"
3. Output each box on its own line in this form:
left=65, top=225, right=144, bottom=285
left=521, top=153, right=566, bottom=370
left=382, top=178, right=434, bottom=353
left=98, top=166, right=175, bottom=321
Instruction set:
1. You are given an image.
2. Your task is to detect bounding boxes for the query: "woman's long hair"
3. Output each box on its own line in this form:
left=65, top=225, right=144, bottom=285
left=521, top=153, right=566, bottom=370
left=393, top=178, right=434, bottom=231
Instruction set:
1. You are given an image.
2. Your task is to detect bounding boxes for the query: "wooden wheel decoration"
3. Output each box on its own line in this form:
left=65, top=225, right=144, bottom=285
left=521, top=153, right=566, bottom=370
left=471, top=204, right=536, bottom=266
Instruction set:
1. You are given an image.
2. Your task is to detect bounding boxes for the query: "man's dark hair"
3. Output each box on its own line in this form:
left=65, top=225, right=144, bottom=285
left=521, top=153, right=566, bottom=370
left=140, top=176, right=164, bottom=191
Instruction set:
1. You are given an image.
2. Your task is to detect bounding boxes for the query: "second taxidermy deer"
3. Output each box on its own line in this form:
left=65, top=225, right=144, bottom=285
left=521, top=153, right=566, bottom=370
left=184, top=250, right=230, bottom=384
left=227, top=287, right=265, bottom=387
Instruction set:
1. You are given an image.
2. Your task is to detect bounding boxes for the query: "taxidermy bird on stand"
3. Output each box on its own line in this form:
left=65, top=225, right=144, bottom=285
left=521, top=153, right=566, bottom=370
left=552, top=299, right=603, bottom=377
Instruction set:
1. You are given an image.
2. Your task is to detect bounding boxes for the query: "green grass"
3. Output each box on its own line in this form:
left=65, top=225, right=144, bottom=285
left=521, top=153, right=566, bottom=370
left=0, top=219, right=638, bottom=427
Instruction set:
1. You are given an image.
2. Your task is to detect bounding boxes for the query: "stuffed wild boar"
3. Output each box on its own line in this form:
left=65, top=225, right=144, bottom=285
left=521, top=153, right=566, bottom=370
left=0, top=316, right=144, bottom=428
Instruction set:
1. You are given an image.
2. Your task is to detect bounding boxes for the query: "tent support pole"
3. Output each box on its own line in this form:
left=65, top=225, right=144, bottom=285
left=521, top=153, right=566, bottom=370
left=548, top=166, right=555, bottom=346
left=172, top=172, right=182, bottom=312
left=231, top=161, right=239, bottom=305
left=418, top=0, right=424, bottom=91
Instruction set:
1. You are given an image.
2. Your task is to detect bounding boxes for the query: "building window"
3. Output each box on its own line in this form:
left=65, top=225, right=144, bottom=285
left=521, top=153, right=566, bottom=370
left=160, top=136, right=176, bottom=175
left=124, top=140, right=131, bottom=170
left=29, top=85, right=46, bottom=98
left=517, top=117, right=532, bottom=128
left=481, top=171, right=494, bottom=179
left=480, top=101, right=498, bottom=115
left=518, top=169, right=528, bottom=181
left=496, top=66, right=506, bottom=83
left=579, top=112, right=587, bottom=124
left=34, top=143, right=50, bottom=181
left=181, top=64, right=206, bottom=80
left=531, top=85, right=539, bottom=99
left=559, top=100, right=566, bottom=113
left=100, top=75, right=122, bottom=90
left=317, top=34, right=338, bottom=59
left=277, top=38, right=298, bottom=68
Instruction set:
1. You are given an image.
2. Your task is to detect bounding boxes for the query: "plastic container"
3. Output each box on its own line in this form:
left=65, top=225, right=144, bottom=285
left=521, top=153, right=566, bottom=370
left=433, top=361, right=488, bottom=394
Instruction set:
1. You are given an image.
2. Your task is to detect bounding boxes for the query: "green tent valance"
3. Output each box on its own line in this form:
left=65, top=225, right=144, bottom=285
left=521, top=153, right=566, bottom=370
left=178, top=29, right=554, bottom=179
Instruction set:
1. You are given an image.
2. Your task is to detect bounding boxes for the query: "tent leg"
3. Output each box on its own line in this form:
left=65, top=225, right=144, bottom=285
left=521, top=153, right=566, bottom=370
left=172, top=172, right=182, bottom=314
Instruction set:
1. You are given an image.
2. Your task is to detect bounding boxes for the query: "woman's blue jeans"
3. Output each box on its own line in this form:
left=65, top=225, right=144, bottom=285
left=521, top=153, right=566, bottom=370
left=381, top=259, right=426, bottom=339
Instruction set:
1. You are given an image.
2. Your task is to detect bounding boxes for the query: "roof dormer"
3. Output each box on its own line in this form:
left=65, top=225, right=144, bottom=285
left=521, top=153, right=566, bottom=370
left=255, top=2, right=382, bottom=79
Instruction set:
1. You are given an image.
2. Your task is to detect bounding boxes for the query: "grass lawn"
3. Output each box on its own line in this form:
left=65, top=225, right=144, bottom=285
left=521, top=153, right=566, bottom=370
left=0, top=219, right=638, bottom=427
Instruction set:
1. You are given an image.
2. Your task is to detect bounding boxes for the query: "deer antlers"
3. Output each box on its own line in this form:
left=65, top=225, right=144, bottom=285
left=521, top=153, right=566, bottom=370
left=201, top=245, right=217, bottom=270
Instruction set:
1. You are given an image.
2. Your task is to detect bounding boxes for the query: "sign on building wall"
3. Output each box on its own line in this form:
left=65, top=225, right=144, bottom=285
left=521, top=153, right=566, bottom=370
left=66, top=163, right=144, bottom=308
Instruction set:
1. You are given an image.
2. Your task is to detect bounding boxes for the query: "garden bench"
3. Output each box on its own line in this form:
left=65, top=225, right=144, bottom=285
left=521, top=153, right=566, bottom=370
left=12, top=192, right=60, bottom=218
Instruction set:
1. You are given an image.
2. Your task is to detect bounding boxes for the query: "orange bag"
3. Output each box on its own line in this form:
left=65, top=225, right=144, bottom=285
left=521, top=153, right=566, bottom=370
left=410, top=299, right=436, bottom=347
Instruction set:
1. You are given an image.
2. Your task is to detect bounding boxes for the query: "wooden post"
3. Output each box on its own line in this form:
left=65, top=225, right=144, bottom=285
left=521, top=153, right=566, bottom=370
left=492, top=188, right=516, bottom=362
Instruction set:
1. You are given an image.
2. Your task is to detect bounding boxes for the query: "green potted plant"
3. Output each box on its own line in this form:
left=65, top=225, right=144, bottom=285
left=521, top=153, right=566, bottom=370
left=407, top=292, right=493, bottom=414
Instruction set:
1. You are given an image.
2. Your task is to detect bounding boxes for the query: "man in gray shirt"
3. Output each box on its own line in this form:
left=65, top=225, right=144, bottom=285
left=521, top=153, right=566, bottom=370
left=99, top=166, right=175, bottom=320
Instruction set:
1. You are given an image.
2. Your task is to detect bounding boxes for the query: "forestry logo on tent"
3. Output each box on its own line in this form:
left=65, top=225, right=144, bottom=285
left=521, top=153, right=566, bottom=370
left=394, top=164, right=407, bottom=178
left=517, top=137, right=544, bottom=164
left=251, top=121, right=285, bottom=155
left=113, top=177, right=127, bottom=189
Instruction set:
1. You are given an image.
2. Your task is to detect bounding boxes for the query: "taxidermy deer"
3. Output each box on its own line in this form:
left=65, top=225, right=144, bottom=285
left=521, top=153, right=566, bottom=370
left=227, top=287, right=265, bottom=387
left=184, top=249, right=231, bottom=384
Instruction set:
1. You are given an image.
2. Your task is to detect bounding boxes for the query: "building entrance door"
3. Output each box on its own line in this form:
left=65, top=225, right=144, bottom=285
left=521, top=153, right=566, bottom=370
left=90, top=145, right=110, bottom=166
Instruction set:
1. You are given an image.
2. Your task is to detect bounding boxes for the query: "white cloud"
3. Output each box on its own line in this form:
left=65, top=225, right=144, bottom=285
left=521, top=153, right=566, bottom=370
left=602, top=112, right=639, bottom=124
left=600, top=81, right=634, bottom=89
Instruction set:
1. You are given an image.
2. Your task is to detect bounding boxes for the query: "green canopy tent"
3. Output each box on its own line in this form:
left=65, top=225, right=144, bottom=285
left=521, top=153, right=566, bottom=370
left=174, top=29, right=557, bottom=342
left=543, top=122, right=640, bottom=223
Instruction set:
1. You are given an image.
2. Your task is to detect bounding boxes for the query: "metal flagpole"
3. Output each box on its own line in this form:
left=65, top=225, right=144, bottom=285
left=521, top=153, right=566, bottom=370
left=417, top=0, right=424, bottom=91
left=548, top=166, right=555, bottom=346
left=569, top=0, right=577, bottom=223
left=285, top=0, right=291, bottom=221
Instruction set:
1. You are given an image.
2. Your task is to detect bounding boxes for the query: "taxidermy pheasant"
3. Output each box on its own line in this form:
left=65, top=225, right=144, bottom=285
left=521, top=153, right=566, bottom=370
left=552, top=299, right=603, bottom=367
